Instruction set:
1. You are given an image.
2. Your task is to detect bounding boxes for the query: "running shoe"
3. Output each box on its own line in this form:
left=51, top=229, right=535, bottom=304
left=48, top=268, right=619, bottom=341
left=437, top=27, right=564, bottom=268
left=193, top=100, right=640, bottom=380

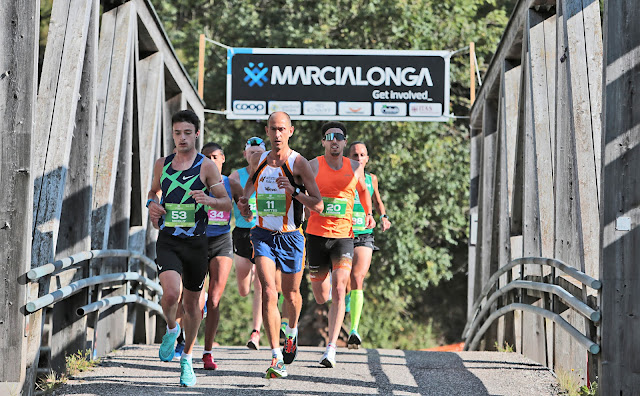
left=202, top=353, right=218, bottom=370
left=283, top=335, right=298, bottom=364
left=174, top=341, right=185, bottom=359
left=179, top=358, right=197, bottom=387
left=345, top=292, right=351, bottom=313
left=159, top=324, right=181, bottom=362
left=347, top=330, right=362, bottom=349
left=265, top=357, right=288, bottom=379
left=247, top=330, right=260, bottom=350
left=320, top=348, right=336, bottom=368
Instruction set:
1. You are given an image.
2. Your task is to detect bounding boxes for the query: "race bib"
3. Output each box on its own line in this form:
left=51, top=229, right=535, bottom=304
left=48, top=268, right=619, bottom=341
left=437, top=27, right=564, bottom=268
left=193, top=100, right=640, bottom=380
left=257, top=193, right=286, bottom=216
left=352, top=211, right=366, bottom=231
left=321, top=197, right=348, bottom=218
left=208, top=209, right=231, bottom=226
left=248, top=196, right=257, bottom=214
left=165, top=203, right=195, bottom=227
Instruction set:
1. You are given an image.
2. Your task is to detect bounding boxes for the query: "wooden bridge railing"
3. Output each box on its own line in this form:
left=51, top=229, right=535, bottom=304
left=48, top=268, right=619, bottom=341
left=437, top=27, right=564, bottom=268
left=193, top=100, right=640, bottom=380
left=1, top=0, right=204, bottom=394
left=467, top=0, right=639, bottom=394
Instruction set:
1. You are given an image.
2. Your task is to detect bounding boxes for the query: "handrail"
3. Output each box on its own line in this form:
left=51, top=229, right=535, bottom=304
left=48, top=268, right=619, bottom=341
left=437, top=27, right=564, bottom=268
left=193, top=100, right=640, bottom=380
left=463, top=280, right=600, bottom=340
left=77, top=294, right=164, bottom=317
left=465, top=303, right=600, bottom=355
left=27, top=249, right=156, bottom=281
left=462, top=257, right=601, bottom=338
left=26, top=272, right=162, bottom=313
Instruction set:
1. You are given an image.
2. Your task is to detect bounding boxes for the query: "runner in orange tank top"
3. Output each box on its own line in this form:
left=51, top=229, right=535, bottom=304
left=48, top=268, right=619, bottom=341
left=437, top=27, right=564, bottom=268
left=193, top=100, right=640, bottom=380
left=306, top=121, right=375, bottom=368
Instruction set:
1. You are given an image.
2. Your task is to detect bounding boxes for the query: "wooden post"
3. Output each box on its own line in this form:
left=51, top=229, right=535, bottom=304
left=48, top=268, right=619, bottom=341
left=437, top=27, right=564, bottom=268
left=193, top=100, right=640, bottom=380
left=599, top=0, right=640, bottom=393
left=470, top=42, right=476, bottom=105
left=50, top=0, right=99, bottom=374
left=468, top=126, right=481, bottom=318
left=198, top=33, right=205, bottom=99
left=0, top=0, right=38, bottom=391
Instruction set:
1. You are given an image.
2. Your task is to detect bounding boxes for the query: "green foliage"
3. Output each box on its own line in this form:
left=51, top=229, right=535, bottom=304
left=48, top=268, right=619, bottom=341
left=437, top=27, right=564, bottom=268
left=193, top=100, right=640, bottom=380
left=151, top=0, right=515, bottom=347
left=65, top=349, right=99, bottom=376
left=494, top=341, right=514, bottom=352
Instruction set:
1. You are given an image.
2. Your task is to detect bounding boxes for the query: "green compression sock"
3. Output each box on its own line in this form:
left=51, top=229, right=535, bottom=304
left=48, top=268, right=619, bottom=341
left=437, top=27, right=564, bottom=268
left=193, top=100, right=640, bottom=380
left=350, top=290, right=364, bottom=333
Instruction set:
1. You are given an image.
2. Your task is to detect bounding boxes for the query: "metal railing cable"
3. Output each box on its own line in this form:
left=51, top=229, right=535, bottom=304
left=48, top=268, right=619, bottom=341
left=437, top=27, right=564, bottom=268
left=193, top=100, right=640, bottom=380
left=77, top=295, right=163, bottom=317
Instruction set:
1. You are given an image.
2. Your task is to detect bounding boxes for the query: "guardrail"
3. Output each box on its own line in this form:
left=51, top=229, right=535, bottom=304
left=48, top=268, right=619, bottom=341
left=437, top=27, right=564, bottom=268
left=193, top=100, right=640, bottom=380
left=463, top=257, right=600, bottom=355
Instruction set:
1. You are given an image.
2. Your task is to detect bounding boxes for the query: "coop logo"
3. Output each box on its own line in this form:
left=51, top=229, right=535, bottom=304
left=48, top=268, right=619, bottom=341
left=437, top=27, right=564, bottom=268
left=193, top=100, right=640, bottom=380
left=244, top=62, right=269, bottom=87
left=233, top=100, right=266, bottom=115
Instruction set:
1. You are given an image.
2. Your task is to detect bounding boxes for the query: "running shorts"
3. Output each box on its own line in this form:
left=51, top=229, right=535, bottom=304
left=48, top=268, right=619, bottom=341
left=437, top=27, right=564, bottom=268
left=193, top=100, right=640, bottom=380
left=155, top=232, right=208, bottom=292
left=250, top=227, right=305, bottom=274
left=232, top=227, right=253, bottom=259
left=207, top=232, right=233, bottom=260
left=353, top=233, right=379, bottom=251
left=306, top=234, right=354, bottom=282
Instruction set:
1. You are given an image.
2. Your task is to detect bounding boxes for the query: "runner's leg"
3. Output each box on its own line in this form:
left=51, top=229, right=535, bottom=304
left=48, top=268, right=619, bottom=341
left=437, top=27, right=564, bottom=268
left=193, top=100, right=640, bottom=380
left=204, top=255, right=233, bottom=350
left=255, top=256, right=280, bottom=349
left=182, top=288, right=204, bottom=355
left=159, top=271, right=182, bottom=328
left=350, top=245, right=372, bottom=333
left=328, top=265, right=350, bottom=345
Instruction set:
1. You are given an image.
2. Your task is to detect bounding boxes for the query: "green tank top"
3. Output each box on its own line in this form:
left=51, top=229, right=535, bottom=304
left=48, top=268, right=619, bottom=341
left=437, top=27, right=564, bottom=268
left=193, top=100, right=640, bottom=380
left=353, top=173, right=374, bottom=235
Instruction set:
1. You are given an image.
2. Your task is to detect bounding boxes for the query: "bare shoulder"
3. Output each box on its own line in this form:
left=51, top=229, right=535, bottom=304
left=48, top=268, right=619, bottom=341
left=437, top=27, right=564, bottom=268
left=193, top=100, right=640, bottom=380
left=349, top=158, right=360, bottom=172
left=229, top=169, right=240, bottom=181
left=370, top=173, right=378, bottom=183
left=306, top=156, right=319, bottom=174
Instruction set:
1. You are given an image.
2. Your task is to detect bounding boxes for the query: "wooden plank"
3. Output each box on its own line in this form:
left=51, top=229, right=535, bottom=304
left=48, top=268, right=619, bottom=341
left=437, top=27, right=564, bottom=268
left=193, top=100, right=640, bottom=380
left=0, top=0, right=38, bottom=387
left=133, top=0, right=203, bottom=114
left=520, top=22, right=548, bottom=366
left=92, top=2, right=135, bottom=250
left=504, top=62, right=521, bottom=211
left=468, top=128, right=482, bottom=317
left=163, top=93, right=184, bottom=155
left=50, top=0, right=99, bottom=374
left=564, top=0, right=602, bottom=281
left=553, top=0, right=588, bottom=380
left=599, top=0, right=640, bottom=393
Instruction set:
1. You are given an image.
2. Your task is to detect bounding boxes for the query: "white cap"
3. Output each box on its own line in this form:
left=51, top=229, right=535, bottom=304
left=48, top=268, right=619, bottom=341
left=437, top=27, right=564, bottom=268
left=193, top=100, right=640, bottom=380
left=245, top=137, right=266, bottom=151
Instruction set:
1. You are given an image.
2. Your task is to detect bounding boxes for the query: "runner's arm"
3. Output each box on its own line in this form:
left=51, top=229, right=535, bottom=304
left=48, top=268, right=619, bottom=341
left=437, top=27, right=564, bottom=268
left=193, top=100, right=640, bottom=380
left=292, top=156, right=323, bottom=213
left=229, top=177, right=244, bottom=204
left=371, top=173, right=391, bottom=231
left=238, top=153, right=260, bottom=219
left=147, top=157, right=166, bottom=229
left=353, top=161, right=376, bottom=229
left=190, top=160, right=232, bottom=211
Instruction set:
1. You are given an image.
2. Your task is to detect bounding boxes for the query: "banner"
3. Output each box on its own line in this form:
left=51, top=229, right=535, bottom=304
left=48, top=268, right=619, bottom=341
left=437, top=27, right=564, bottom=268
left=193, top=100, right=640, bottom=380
left=226, top=48, right=451, bottom=122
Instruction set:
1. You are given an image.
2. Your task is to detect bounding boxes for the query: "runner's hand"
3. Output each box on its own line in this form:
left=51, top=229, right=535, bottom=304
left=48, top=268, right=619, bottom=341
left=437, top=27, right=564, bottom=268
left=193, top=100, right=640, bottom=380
left=365, top=214, right=376, bottom=229
left=381, top=217, right=391, bottom=232
left=189, top=189, right=212, bottom=206
left=237, top=196, right=253, bottom=220
left=147, top=201, right=164, bottom=230
left=276, top=176, right=292, bottom=194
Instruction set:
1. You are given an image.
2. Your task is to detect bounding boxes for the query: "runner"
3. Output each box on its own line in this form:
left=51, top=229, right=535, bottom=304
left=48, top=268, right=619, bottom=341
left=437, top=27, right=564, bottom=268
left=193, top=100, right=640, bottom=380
left=200, top=142, right=244, bottom=369
left=229, top=137, right=266, bottom=350
left=237, top=111, right=323, bottom=378
left=147, top=110, right=231, bottom=387
left=345, top=141, right=392, bottom=349
left=306, top=122, right=375, bottom=368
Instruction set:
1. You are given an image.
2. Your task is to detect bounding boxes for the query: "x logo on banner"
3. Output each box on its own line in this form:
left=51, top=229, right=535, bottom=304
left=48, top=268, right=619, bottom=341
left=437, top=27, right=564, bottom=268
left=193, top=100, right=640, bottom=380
left=244, top=62, right=269, bottom=87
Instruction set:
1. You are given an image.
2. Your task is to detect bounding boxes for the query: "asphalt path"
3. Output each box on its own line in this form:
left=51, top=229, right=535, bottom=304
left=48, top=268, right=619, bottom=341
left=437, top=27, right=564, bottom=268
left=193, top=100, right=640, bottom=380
left=57, top=344, right=560, bottom=395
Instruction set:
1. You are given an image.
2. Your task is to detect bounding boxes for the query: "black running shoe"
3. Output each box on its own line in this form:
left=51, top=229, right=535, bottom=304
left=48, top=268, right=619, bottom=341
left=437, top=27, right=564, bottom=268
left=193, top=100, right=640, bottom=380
left=282, top=335, right=298, bottom=364
left=347, top=330, right=362, bottom=349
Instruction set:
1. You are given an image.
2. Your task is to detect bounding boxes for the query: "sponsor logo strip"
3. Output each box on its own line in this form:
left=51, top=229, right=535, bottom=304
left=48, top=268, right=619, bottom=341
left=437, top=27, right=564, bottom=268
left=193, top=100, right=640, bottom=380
left=303, top=101, right=336, bottom=116
left=373, top=102, right=407, bottom=116
left=268, top=101, right=302, bottom=115
left=233, top=100, right=266, bottom=115
left=409, top=102, right=443, bottom=116
left=338, top=102, right=372, bottom=116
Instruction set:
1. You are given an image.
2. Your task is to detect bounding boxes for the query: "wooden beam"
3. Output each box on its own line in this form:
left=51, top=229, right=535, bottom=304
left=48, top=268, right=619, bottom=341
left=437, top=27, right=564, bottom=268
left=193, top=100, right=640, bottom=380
left=599, top=0, right=640, bottom=393
left=92, top=2, right=135, bottom=250
left=0, top=0, right=38, bottom=388
left=468, top=127, right=481, bottom=317
left=50, top=0, right=99, bottom=374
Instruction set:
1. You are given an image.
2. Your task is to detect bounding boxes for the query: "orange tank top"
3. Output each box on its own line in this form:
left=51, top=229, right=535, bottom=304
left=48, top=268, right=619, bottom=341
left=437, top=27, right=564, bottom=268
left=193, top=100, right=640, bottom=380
left=306, top=156, right=358, bottom=238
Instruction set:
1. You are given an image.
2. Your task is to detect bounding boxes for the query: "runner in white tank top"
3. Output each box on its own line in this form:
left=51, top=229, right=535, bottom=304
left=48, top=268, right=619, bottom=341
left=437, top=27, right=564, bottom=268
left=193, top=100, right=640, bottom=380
left=237, top=112, right=323, bottom=379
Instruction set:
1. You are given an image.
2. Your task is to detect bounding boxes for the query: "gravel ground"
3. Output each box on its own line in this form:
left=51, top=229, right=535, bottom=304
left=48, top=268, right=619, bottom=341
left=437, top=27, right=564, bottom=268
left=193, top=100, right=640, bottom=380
left=55, top=344, right=560, bottom=395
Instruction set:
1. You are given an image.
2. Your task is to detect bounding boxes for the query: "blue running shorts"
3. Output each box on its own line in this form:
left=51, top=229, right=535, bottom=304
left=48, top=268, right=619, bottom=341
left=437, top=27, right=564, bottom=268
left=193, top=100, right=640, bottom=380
left=250, top=227, right=305, bottom=274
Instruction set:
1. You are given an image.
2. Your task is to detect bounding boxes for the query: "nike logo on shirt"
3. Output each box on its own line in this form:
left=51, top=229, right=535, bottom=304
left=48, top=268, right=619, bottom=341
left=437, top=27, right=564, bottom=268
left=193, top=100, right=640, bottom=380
left=182, top=175, right=196, bottom=181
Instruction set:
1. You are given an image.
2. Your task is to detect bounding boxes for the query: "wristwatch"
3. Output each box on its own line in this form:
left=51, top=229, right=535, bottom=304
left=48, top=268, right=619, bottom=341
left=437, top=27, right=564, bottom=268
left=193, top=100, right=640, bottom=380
left=146, top=198, right=155, bottom=208
left=380, top=214, right=389, bottom=220
left=291, top=187, right=301, bottom=197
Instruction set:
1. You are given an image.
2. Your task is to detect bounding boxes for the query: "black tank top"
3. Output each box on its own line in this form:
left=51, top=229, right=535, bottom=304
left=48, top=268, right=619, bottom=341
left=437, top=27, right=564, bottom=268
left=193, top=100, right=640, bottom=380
left=159, top=153, right=208, bottom=237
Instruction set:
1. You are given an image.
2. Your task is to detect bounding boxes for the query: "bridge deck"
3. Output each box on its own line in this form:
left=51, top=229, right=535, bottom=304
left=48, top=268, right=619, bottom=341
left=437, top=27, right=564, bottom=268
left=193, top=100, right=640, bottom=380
left=58, top=345, right=559, bottom=395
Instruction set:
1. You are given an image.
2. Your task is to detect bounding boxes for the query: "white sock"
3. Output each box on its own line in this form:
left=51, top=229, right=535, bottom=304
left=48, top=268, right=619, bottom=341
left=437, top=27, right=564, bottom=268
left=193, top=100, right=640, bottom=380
left=203, top=350, right=213, bottom=355
left=285, top=325, right=298, bottom=338
left=272, top=348, right=283, bottom=360
left=327, top=342, right=336, bottom=352
left=181, top=353, right=192, bottom=361
left=167, top=324, right=179, bottom=334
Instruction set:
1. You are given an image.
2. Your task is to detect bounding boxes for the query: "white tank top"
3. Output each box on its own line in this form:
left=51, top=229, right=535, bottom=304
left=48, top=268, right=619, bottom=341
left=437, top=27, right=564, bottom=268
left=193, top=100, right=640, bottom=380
left=253, top=150, right=300, bottom=232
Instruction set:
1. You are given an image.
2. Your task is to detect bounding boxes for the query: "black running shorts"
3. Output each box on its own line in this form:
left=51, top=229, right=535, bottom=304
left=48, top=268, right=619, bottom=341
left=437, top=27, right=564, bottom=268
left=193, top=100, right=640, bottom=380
left=207, top=232, right=234, bottom=260
left=155, top=232, right=208, bottom=292
left=232, top=227, right=253, bottom=259
left=306, top=234, right=354, bottom=282
left=353, top=233, right=379, bottom=251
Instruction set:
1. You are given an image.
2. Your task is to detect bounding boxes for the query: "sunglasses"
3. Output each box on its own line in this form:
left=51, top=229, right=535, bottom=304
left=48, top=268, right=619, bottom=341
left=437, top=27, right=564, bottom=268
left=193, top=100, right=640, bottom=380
left=323, top=133, right=346, bottom=141
left=246, top=137, right=264, bottom=146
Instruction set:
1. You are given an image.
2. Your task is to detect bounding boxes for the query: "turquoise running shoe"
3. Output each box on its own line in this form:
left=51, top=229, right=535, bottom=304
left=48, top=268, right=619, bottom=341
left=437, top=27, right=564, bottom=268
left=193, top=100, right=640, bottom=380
left=180, top=357, right=197, bottom=387
left=159, top=324, right=181, bottom=362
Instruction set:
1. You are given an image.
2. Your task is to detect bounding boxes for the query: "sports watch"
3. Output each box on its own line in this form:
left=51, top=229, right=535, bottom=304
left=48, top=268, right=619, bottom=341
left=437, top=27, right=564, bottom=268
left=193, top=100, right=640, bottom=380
left=291, top=187, right=301, bottom=197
